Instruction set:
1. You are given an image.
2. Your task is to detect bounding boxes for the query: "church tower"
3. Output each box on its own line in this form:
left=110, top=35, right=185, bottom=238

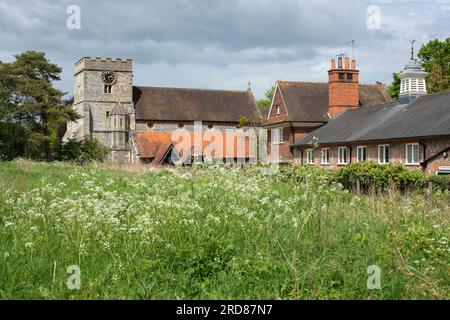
left=65, top=57, right=135, bottom=162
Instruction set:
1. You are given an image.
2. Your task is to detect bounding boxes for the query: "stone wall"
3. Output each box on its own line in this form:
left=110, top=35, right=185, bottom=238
left=135, top=121, right=240, bottom=133
left=65, top=57, right=135, bottom=162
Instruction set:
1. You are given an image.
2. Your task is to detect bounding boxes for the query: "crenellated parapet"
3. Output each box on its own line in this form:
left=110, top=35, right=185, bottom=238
left=74, top=57, right=133, bottom=75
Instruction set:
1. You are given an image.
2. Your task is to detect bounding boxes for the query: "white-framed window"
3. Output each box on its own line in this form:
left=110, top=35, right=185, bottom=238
left=338, top=147, right=348, bottom=165
left=357, top=146, right=367, bottom=162
left=378, top=145, right=390, bottom=164
left=276, top=105, right=281, bottom=116
left=406, top=143, right=419, bottom=165
left=306, top=149, right=314, bottom=165
left=272, top=128, right=284, bottom=145
left=321, top=148, right=330, bottom=165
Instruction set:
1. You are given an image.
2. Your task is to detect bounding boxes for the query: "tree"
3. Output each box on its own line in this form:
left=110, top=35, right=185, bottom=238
left=387, top=72, right=401, bottom=99
left=0, top=62, right=17, bottom=121
left=0, top=122, right=26, bottom=160
left=427, top=63, right=449, bottom=94
left=8, top=51, right=79, bottom=161
left=257, top=86, right=275, bottom=109
left=418, top=38, right=450, bottom=93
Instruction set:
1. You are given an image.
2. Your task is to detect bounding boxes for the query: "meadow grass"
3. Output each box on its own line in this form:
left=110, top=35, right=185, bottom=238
left=0, top=160, right=448, bottom=300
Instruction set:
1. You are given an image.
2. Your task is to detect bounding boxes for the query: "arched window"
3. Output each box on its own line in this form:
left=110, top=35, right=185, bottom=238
left=104, top=85, right=112, bottom=94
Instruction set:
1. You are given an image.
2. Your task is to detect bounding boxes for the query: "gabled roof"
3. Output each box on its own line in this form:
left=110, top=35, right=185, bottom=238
left=110, top=103, right=127, bottom=115
left=265, top=81, right=390, bottom=125
left=133, top=86, right=261, bottom=123
left=293, top=92, right=450, bottom=147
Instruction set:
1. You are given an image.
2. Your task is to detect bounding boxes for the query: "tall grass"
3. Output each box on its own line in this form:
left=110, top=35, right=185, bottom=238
left=0, top=160, right=448, bottom=299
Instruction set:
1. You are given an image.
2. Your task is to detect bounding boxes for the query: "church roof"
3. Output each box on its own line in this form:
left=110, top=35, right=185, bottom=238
left=292, top=92, right=450, bottom=147
left=265, top=81, right=390, bottom=125
left=133, top=86, right=261, bottom=123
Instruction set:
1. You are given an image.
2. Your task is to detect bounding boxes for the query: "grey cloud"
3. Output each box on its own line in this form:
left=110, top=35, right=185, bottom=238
left=0, top=0, right=448, bottom=99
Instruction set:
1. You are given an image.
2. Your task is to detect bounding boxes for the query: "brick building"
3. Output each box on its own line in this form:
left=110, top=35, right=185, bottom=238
left=264, top=56, right=390, bottom=163
left=64, top=57, right=262, bottom=164
left=290, top=57, right=450, bottom=175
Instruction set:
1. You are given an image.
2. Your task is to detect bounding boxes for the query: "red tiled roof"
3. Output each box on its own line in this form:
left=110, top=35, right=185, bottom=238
left=265, top=81, right=391, bottom=125
left=136, top=131, right=255, bottom=162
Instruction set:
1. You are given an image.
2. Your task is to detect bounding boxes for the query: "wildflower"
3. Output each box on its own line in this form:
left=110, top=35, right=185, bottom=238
left=25, top=242, right=33, bottom=249
left=4, top=252, right=10, bottom=258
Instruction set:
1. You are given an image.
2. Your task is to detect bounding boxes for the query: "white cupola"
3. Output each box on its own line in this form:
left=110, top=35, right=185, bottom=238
left=399, top=41, right=428, bottom=97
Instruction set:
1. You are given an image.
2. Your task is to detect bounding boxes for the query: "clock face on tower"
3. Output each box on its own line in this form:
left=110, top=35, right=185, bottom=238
left=101, top=71, right=117, bottom=85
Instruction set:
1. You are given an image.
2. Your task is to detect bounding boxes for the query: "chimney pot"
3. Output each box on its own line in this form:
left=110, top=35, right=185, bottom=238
left=338, top=57, right=343, bottom=69
left=345, top=57, right=350, bottom=69
left=331, top=59, right=336, bottom=69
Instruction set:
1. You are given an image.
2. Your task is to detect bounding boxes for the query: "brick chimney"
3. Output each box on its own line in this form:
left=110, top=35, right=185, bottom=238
left=328, top=55, right=360, bottom=117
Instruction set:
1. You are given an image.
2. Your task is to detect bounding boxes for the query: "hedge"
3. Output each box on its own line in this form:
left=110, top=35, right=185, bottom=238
left=278, top=162, right=450, bottom=193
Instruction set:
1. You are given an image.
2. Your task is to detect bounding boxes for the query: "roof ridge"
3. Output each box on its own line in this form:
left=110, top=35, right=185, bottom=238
left=277, top=81, right=386, bottom=87
left=134, top=85, right=249, bottom=94
left=416, top=90, right=450, bottom=98
left=277, top=81, right=327, bottom=85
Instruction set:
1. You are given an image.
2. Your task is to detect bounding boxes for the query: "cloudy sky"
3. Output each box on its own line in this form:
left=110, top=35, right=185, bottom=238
left=0, top=0, right=449, bottom=99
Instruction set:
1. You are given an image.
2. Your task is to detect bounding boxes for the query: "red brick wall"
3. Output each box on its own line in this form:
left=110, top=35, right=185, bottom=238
left=423, top=137, right=450, bottom=174
left=294, top=137, right=450, bottom=173
left=268, top=126, right=318, bottom=162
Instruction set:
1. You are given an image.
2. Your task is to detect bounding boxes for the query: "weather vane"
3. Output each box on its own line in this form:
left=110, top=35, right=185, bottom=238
left=411, top=40, right=416, bottom=61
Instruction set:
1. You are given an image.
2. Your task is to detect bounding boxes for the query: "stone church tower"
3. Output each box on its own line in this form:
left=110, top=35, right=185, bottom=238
left=64, top=57, right=136, bottom=162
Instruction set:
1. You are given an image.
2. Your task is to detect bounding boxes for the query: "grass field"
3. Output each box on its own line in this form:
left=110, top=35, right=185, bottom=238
left=0, top=160, right=449, bottom=299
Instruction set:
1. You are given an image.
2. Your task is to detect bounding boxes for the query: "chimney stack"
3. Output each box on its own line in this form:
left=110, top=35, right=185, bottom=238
left=328, top=55, right=360, bottom=117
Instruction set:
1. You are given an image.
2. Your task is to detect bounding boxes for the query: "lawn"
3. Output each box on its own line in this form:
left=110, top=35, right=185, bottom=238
left=0, top=160, right=448, bottom=299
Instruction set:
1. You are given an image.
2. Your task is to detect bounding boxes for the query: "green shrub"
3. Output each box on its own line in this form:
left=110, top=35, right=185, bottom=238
left=0, top=122, right=26, bottom=160
left=61, top=138, right=108, bottom=164
left=277, top=165, right=337, bottom=185
left=429, top=175, right=450, bottom=191
left=336, top=162, right=429, bottom=193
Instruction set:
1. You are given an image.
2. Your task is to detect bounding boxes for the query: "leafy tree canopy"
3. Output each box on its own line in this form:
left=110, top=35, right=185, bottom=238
left=0, top=51, right=79, bottom=161
left=257, top=86, right=275, bottom=109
